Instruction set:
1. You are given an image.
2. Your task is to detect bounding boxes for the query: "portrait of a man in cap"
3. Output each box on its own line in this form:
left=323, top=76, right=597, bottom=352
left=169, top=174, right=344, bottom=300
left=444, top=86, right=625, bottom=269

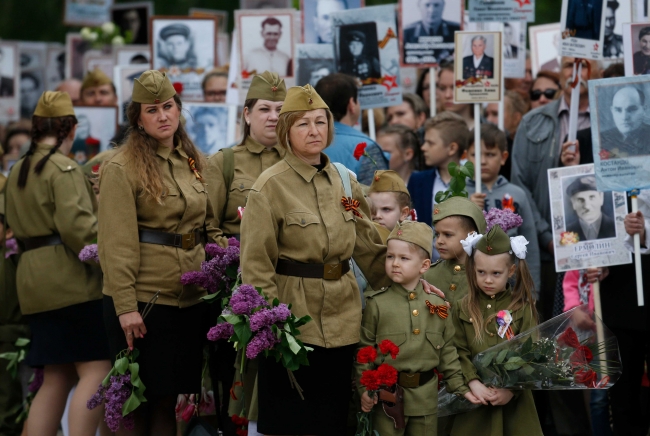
left=157, top=23, right=198, bottom=69
left=187, top=105, right=229, bottom=155
left=339, top=27, right=381, bottom=81
left=242, top=16, right=292, bottom=77
left=564, top=176, right=615, bottom=241
left=462, top=35, right=494, bottom=79
left=599, top=85, right=650, bottom=158
left=603, top=0, right=623, bottom=58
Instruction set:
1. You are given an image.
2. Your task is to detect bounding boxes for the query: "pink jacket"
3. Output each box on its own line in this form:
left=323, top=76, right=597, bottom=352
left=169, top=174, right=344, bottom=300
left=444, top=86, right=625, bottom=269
left=562, top=270, right=594, bottom=313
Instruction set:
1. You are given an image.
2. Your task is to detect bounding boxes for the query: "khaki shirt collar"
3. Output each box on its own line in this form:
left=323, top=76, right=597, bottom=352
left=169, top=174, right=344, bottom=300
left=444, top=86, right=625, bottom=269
left=35, top=143, right=55, bottom=153
left=393, top=281, right=424, bottom=296
left=284, top=150, right=333, bottom=183
left=156, top=138, right=187, bottom=160
left=244, top=136, right=286, bottom=158
left=478, top=283, right=512, bottom=301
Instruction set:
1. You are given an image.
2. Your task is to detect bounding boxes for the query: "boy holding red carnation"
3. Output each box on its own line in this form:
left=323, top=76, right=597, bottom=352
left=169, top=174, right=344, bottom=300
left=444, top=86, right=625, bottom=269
left=355, top=221, right=480, bottom=434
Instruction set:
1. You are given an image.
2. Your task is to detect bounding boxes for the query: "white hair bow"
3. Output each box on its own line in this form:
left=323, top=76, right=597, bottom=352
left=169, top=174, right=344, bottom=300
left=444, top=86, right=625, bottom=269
left=509, top=236, right=529, bottom=260
left=460, top=231, right=483, bottom=256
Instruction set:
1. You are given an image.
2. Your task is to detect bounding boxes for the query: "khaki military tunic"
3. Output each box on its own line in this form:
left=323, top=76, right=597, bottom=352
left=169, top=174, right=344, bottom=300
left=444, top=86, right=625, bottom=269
left=5, top=144, right=101, bottom=315
left=451, top=289, right=542, bottom=436
left=204, top=137, right=285, bottom=243
left=240, top=152, right=390, bottom=348
left=356, top=282, right=469, bottom=417
left=98, top=142, right=219, bottom=315
left=424, top=260, right=468, bottom=307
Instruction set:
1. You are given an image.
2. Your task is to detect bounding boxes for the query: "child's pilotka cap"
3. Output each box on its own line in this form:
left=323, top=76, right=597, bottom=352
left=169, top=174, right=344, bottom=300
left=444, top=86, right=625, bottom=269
left=462, top=224, right=528, bottom=259
left=81, top=68, right=113, bottom=93
left=368, top=170, right=410, bottom=199
left=33, top=91, right=76, bottom=118
left=433, top=196, right=487, bottom=233
left=387, top=220, right=434, bottom=258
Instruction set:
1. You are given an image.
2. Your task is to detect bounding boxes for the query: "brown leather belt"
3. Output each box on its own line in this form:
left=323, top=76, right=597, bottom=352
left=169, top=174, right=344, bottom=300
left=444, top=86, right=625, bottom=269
left=397, top=370, right=435, bottom=388
left=139, top=229, right=202, bottom=250
left=275, top=258, right=350, bottom=280
left=21, top=234, right=63, bottom=251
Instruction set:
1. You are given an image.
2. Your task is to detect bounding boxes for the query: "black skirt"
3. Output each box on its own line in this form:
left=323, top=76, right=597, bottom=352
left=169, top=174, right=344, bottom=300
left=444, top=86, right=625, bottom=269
left=103, top=295, right=209, bottom=397
left=25, top=299, right=110, bottom=367
left=257, top=343, right=356, bottom=436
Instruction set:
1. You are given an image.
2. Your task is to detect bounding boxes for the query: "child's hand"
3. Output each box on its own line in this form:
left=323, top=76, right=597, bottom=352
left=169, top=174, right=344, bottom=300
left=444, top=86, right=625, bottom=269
left=469, top=192, right=486, bottom=210
left=489, top=389, right=514, bottom=406
left=468, top=379, right=496, bottom=405
left=360, top=391, right=378, bottom=412
left=463, top=391, right=482, bottom=405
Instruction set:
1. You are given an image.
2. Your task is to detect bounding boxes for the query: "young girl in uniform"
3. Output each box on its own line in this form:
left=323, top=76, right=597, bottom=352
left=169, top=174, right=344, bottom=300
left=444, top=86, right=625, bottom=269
left=451, top=225, right=543, bottom=436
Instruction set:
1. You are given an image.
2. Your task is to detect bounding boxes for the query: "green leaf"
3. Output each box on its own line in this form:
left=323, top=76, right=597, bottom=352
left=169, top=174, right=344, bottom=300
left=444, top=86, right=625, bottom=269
left=503, top=356, right=525, bottom=371
left=448, top=161, right=458, bottom=174
left=234, top=322, right=252, bottom=346
left=115, top=357, right=129, bottom=374
left=285, top=334, right=302, bottom=355
left=129, top=363, right=141, bottom=388
left=521, top=337, right=533, bottom=355
left=200, top=292, right=220, bottom=302
left=495, top=349, right=508, bottom=364
left=522, top=364, right=535, bottom=375
left=273, top=298, right=280, bottom=307
left=222, top=314, right=243, bottom=325
left=479, top=351, right=496, bottom=367
left=122, top=392, right=142, bottom=416
left=14, top=338, right=30, bottom=347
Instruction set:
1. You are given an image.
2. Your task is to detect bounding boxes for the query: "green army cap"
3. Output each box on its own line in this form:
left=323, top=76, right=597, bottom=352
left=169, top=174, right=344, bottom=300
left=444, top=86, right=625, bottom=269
left=279, top=84, right=328, bottom=114
left=433, top=196, right=487, bottom=233
left=387, top=220, right=434, bottom=259
left=33, top=91, right=76, bottom=118
left=132, top=70, right=176, bottom=104
left=368, top=170, right=410, bottom=198
left=81, top=68, right=113, bottom=93
left=246, top=71, right=286, bottom=101
left=476, top=224, right=511, bottom=255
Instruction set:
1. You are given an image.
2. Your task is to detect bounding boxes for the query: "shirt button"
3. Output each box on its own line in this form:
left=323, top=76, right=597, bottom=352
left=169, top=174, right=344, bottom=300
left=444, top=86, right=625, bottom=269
left=412, top=309, right=419, bottom=316
left=413, top=329, right=420, bottom=335
left=239, top=184, right=244, bottom=189
left=67, top=165, right=72, bottom=170
left=469, top=317, right=473, bottom=323
left=436, top=345, right=441, bottom=349
left=489, top=333, right=494, bottom=337
left=449, top=284, right=457, bottom=291
left=491, top=295, right=496, bottom=299
left=409, top=292, right=416, bottom=300
left=454, top=265, right=461, bottom=272
left=487, top=304, right=492, bottom=309
left=301, top=219, right=306, bottom=224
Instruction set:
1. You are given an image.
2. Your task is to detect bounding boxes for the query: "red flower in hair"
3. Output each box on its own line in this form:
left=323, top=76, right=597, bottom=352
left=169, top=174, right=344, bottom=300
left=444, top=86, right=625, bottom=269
left=172, top=82, right=184, bottom=94
left=356, top=346, right=377, bottom=364
left=359, top=369, right=380, bottom=391
left=85, top=137, right=100, bottom=146
left=557, top=327, right=580, bottom=349
left=574, top=368, right=597, bottom=387
left=570, top=345, right=594, bottom=366
left=353, top=142, right=367, bottom=160
left=378, top=339, right=400, bottom=359
left=376, top=363, right=398, bottom=387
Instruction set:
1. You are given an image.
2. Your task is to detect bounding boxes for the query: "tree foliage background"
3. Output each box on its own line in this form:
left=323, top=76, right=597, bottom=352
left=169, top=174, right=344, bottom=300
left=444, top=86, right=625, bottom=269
left=0, top=0, right=562, bottom=44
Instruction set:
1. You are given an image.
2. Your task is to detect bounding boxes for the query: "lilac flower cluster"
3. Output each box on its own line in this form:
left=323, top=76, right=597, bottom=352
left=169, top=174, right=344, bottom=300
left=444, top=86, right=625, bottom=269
left=28, top=368, right=44, bottom=393
left=229, top=284, right=268, bottom=315
left=5, top=238, right=18, bottom=258
left=249, top=304, right=291, bottom=331
left=78, top=244, right=100, bottom=263
left=246, top=327, right=281, bottom=359
left=87, top=374, right=135, bottom=432
left=207, top=322, right=235, bottom=341
left=181, top=239, right=240, bottom=294
left=484, top=208, right=523, bottom=233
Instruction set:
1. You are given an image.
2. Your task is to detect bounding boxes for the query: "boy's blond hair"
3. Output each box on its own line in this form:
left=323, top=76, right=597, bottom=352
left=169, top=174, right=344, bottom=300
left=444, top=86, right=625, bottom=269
left=423, top=118, right=470, bottom=158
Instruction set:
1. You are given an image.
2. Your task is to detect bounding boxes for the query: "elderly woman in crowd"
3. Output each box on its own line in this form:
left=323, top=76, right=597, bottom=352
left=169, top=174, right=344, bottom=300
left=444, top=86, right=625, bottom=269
left=98, top=70, right=219, bottom=434
left=240, top=84, right=390, bottom=435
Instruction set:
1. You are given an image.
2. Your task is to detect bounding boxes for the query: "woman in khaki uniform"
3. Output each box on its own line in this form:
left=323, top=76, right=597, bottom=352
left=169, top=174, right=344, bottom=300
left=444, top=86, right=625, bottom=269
left=5, top=91, right=110, bottom=436
left=203, top=71, right=286, bottom=434
left=98, top=71, right=219, bottom=434
left=240, top=85, right=391, bottom=435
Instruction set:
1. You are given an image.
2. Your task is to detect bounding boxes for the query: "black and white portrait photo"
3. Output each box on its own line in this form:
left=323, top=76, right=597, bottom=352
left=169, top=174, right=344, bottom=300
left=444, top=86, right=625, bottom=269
left=302, top=0, right=363, bottom=44
left=238, top=13, right=294, bottom=78
left=338, top=23, right=381, bottom=80
left=184, top=103, right=237, bottom=155
left=46, top=46, right=66, bottom=91
left=603, top=1, right=624, bottom=58
left=0, top=46, right=16, bottom=98
left=72, top=106, right=118, bottom=162
left=153, top=18, right=216, bottom=71
left=113, top=45, right=151, bottom=67
left=461, top=34, right=495, bottom=79
left=114, top=65, right=148, bottom=123
left=562, top=175, right=616, bottom=242
left=530, top=23, right=561, bottom=76
left=296, top=44, right=336, bottom=87
left=503, top=23, right=519, bottom=60
left=20, top=70, right=44, bottom=119
left=65, top=33, right=92, bottom=80
left=111, top=2, right=153, bottom=45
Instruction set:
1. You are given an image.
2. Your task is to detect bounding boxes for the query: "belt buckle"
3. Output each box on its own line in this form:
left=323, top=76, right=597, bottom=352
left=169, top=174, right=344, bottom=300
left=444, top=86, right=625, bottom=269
left=323, top=263, right=342, bottom=280
left=399, top=372, right=420, bottom=388
left=181, top=233, right=196, bottom=250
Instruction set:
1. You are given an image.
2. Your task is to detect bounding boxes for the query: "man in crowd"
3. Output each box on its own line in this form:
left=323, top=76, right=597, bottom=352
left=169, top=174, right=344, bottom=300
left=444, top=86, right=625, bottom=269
left=79, top=69, right=117, bottom=107
left=565, top=176, right=616, bottom=241
left=600, top=85, right=650, bottom=158
left=313, top=0, right=347, bottom=44
left=202, top=70, right=228, bottom=103
left=462, top=35, right=493, bottom=79
left=55, top=79, right=81, bottom=105
left=243, top=17, right=292, bottom=77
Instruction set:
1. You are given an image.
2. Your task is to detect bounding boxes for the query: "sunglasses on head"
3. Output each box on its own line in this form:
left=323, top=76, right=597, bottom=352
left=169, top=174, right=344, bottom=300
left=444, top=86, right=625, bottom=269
left=529, top=89, right=557, bottom=101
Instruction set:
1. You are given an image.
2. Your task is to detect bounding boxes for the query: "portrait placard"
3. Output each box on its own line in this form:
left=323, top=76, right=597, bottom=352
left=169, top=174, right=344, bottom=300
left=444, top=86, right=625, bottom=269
left=114, top=65, right=149, bottom=123
left=548, top=164, right=631, bottom=271
left=64, top=0, right=113, bottom=27
left=589, top=75, right=650, bottom=192
left=183, top=102, right=238, bottom=155
left=65, top=33, right=93, bottom=80
left=217, top=33, right=230, bottom=67
left=46, top=44, right=66, bottom=91
left=466, top=21, right=526, bottom=78
left=530, top=23, right=561, bottom=77
left=453, top=31, right=502, bottom=103
left=301, top=0, right=364, bottom=44
left=399, top=0, right=462, bottom=67
left=151, top=16, right=218, bottom=101
left=332, top=5, right=403, bottom=109
left=111, top=2, right=153, bottom=45
left=18, top=42, right=48, bottom=120
left=295, top=44, right=335, bottom=87
left=0, top=42, right=20, bottom=123
left=559, top=0, right=607, bottom=60
left=113, top=45, right=151, bottom=67
left=468, top=0, right=535, bottom=23
left=633, top=0, right=649, bottom=21
left=601, top=0, right=630, bottom=60
left=189, top=8, right=228, bottom=31
left=71, top=106, right=119, bottom=163
left=83, top=53, right=114, bottom=80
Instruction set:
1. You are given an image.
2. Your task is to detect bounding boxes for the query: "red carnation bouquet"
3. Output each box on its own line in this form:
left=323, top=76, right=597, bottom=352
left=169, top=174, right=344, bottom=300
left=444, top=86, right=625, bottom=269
left=353, top=142, right=378, bottom=167
left=355, top=339, right=400, bottom=436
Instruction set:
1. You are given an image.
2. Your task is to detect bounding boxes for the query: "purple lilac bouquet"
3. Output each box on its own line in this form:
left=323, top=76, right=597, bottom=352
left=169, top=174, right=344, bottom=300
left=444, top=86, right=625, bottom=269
left=483, top=207, right=523, bottom=233
left=87, top=349, right=146, bottom=431
left=207, top=284, right=312, bottom=372
left=5, top=238, right=18, bottom=258
left=181, top=238, right=240, bottom=303
left=79, top=244, right=99, bottom=263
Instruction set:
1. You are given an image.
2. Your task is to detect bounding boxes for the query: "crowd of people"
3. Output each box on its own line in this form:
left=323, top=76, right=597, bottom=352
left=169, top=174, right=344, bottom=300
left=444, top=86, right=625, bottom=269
left=1, top=46, right=649, bottom=436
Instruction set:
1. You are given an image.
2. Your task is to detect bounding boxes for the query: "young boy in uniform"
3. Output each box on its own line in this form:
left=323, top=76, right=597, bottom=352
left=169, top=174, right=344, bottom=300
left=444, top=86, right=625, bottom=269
left=368, top=170, right=411, bottom=242
left=356, top=221, right=478, bottom=435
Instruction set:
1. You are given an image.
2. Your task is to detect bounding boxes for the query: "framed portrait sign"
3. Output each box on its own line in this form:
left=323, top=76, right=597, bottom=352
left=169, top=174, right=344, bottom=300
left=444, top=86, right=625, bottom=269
left=398, top=0, right=462, bottom=68
left=113, top=45, right=151, bottom=67
left=71, top=106, right=119, bottom=164
left=183, top=102, right=238, bottom=155
left=548, top=164, right=631, bottom=272
left=114, top=65, right=149, bottom=123
left=468, top=0, right=535, bottom=23
left=466, top=21, right=526, bottom=79
left=559, top=0, right=607, bottom=60
left=0, top=42, right=20, bottom=123
left=332, top=4, right=403, bottom=109
left=151, top=16, right=218, bottom=101
left=46, top=44, right=66, bottom=91
left=623, top=23, right=650, bottom=76
left=301, top=0, right=364, bottom=44
left=530, top=23, right=561, bottom=77
left=189, top=8, right=228, bottom=32
left=600, top=0, right=630, bottom=60
left=295, top=44, right=335, bottom=87
left=453, top=31, right=502, bottom=103
left=589, top=75, right=650, bottom=192
left=83, top=53, right=114, bottom=79
left=65, top=33, right=93, bottom=80
left=64, top=0, right=113, bottom=27
left=111, top=2, right=153, bottom=45
left=633, top=0, right=649, bottom=21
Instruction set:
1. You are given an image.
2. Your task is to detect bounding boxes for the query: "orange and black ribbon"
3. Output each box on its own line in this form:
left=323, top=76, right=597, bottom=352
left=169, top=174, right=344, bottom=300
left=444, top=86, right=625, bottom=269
left=378, top=27, right=397, bottom=49
left=229, top=381, right=244, bottom=401
left=188, top=157, right=202, bottom=180
left=425, top=300, right=449, bottom=319
left=341, top=196, right=362, bottom=218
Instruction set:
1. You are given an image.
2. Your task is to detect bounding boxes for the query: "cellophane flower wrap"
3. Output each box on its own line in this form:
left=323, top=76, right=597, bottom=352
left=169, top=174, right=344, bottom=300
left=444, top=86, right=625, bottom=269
left=87, top=349, right=146, bottom=431
left=438, top=306, right=621, bottom=417
left=355, top=340, right=400, bottom=436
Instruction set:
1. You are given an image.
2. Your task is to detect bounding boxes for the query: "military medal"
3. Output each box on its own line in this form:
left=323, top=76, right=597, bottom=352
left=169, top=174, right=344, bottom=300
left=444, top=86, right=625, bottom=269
left=425, top=300, right=448, bottom=319
left=341, top=196, right=362, bottom=218
left=188, top=157, right=202, bottom=180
